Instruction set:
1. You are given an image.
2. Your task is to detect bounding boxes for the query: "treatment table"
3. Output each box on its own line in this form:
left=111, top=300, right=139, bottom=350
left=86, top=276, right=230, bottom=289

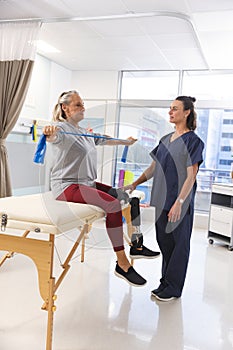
left=0, top=190, right=143, bottom=350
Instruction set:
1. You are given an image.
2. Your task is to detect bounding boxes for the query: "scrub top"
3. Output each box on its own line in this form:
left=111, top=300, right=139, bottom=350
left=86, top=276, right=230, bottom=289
left=150, top=131, right=204, bottom=211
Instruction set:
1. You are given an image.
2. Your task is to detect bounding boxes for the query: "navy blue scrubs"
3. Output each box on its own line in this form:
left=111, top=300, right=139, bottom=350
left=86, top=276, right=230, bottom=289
left=150, top=131, right=204, bottom=296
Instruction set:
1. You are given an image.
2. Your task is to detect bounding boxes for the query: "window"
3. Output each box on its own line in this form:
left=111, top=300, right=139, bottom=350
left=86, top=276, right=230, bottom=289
left=114, top=106, right=173, bottom=204
left=223, top=119, right=233, bottom=124
left=182, top=70, right=233, bottom=101
left=116, top=70, right=233, bottom=213
left=221, top=146, right=232, bottom=152
left=222, top=133, right=233, bottom=138
left=121, top=71, right=180, bottom=100
left=219, top=159, right=232, bottom=166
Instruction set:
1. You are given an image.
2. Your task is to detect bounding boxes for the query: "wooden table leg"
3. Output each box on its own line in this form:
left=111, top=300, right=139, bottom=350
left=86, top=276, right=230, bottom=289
left=0, top=233, right=56, bottom=349
left=46, top=277, right=56, bottom=350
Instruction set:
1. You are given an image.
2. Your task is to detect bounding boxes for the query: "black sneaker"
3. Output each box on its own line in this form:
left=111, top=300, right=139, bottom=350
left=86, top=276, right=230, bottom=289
left=129, top=245, right=160, bottom=259
left=115, top=262, right=147, bottom=286
left=154, top=289, right=177, bottom=302
left=151, top=284, right=166, bottom=297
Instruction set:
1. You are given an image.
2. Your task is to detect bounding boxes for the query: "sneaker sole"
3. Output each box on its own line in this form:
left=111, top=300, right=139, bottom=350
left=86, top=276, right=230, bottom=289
left=155, top=294, right=176, bottom=302
left=114, top=270, right=147, bottom=287
left=129, top=254, right=160, bottom=260
left=151, top=291, right=160, bottom=297
left=151, top=287, right=166, bottom=297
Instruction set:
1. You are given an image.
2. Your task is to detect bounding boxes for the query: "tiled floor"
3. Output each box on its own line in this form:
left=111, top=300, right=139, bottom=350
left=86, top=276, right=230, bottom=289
left=0, top=219, right=233, bottom=350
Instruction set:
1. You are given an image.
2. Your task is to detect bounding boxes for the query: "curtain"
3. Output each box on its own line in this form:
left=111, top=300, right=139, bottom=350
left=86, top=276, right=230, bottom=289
left=0, top=21, right=41, bottom=197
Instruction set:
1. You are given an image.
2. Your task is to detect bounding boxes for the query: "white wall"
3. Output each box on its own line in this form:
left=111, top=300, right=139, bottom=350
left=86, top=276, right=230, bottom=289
left=47, top=67, right=122, bottom=188
left=19, top=55, right=51, bottom=121
left=49, top=61, right=72, bottom=118
left=9, top=57, right=121, bottom=194
left=71, top=70, right=121, bottom=185
left=71, top=71, right=120, bottom=100
left=19, top=54, right=73, bottom=123
left=9, top=56, right=73, bottom=194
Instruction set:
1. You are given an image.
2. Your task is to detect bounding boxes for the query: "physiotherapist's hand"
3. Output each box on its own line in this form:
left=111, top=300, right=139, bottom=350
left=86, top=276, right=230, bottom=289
left=167, top=201, right=182, bottom=223
left=126, top=136, right=137, bottom=145
left=121, top=183, right=136, bottom=193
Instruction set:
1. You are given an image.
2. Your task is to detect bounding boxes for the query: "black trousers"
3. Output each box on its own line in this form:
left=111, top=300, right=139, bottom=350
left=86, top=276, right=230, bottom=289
left=155, top=207, right=194, bottom=296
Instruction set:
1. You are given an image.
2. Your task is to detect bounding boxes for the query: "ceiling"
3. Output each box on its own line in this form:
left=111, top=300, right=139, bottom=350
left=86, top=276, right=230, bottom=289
left=1, top=0, right=233, bottom=71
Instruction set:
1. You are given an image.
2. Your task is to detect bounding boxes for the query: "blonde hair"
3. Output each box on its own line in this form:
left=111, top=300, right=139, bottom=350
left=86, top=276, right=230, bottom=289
left=52, top=90, right=79, bottom=122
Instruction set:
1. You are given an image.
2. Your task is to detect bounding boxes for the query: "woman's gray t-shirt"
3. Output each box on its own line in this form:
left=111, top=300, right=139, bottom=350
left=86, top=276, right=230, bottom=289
left=49, top=122, right=106, bottom=198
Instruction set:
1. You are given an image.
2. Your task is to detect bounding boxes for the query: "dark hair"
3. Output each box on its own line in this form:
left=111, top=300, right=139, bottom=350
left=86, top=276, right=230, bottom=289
left=175, top=95, right=197, bottom=130
left=52, top=90, right=79, bottom=122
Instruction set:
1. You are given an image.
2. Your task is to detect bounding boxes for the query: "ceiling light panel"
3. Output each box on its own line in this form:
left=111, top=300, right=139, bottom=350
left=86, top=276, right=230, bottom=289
left=0, top=0, right=71, bottom=19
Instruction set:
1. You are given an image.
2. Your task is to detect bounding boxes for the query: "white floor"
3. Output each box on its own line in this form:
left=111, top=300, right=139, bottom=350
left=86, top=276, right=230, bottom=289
left=0, top=218, right=233, bottom=350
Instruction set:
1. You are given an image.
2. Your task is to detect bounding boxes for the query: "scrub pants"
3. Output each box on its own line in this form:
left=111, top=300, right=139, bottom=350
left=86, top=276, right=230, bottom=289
left=155, top=206, right=194, bottom=297
left=56, top=182, right=141, bottom=252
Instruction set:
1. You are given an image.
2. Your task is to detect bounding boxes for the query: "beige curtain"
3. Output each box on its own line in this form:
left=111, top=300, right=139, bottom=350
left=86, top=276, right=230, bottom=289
left=0, top=21, right=41, bottom=197
left=0, top=60, right=34, bottom=196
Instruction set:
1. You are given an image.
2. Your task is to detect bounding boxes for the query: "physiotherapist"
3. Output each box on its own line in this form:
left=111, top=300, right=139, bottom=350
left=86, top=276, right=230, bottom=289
left=124, top=96, right=204, bottom=301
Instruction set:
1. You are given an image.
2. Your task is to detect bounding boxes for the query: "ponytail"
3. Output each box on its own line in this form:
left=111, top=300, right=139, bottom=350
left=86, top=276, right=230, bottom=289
left=52, top=90, right=79, bottom=122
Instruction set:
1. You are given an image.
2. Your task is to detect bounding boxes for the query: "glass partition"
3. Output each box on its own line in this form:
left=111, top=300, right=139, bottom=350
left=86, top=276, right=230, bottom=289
left=114, top=105, right=173, bottom=205
left=118, top=69, right=233, bottom=212
left=115, top=102, right=233, bottom=212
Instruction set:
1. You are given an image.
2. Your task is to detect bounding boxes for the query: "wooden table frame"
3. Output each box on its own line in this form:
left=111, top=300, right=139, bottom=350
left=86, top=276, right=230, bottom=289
left=0, top=205, right=133, bottom=350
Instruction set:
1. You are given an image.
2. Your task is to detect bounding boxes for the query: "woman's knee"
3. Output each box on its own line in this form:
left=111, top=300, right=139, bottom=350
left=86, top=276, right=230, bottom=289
left=106, top=199, right=122, bottom=214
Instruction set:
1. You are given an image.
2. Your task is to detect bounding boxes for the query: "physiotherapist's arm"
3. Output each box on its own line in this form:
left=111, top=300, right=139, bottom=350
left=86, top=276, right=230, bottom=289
left=123, top=160, right=156, bottom=192
left=104, top=136, right=137, bottom=146
left=168, top=163, right=199, bottom=222
left=177, top=163, right=199, bottom=203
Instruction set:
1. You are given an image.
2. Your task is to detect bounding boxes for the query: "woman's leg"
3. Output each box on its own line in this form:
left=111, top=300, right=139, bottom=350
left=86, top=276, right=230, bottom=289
left=57, top=183, right=146, bottom=285
left=163, top=209, right=193, bottom=296
left=154, top=208, right=194, bottom=298
left=96, top=188, right=160, bottom=259
left=58, top=183, right=124, bottom=252
left=129, top=197, right=143, bottom=247
left=155, top=210, right=175, bottom=280
left=129, top=197, right=160, bottom=259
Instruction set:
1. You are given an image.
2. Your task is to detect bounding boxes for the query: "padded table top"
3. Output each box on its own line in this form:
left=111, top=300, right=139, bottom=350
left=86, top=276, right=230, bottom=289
left=0, top=192, right=105, bottom=234
left=0, top=190, right=145, bottom=234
